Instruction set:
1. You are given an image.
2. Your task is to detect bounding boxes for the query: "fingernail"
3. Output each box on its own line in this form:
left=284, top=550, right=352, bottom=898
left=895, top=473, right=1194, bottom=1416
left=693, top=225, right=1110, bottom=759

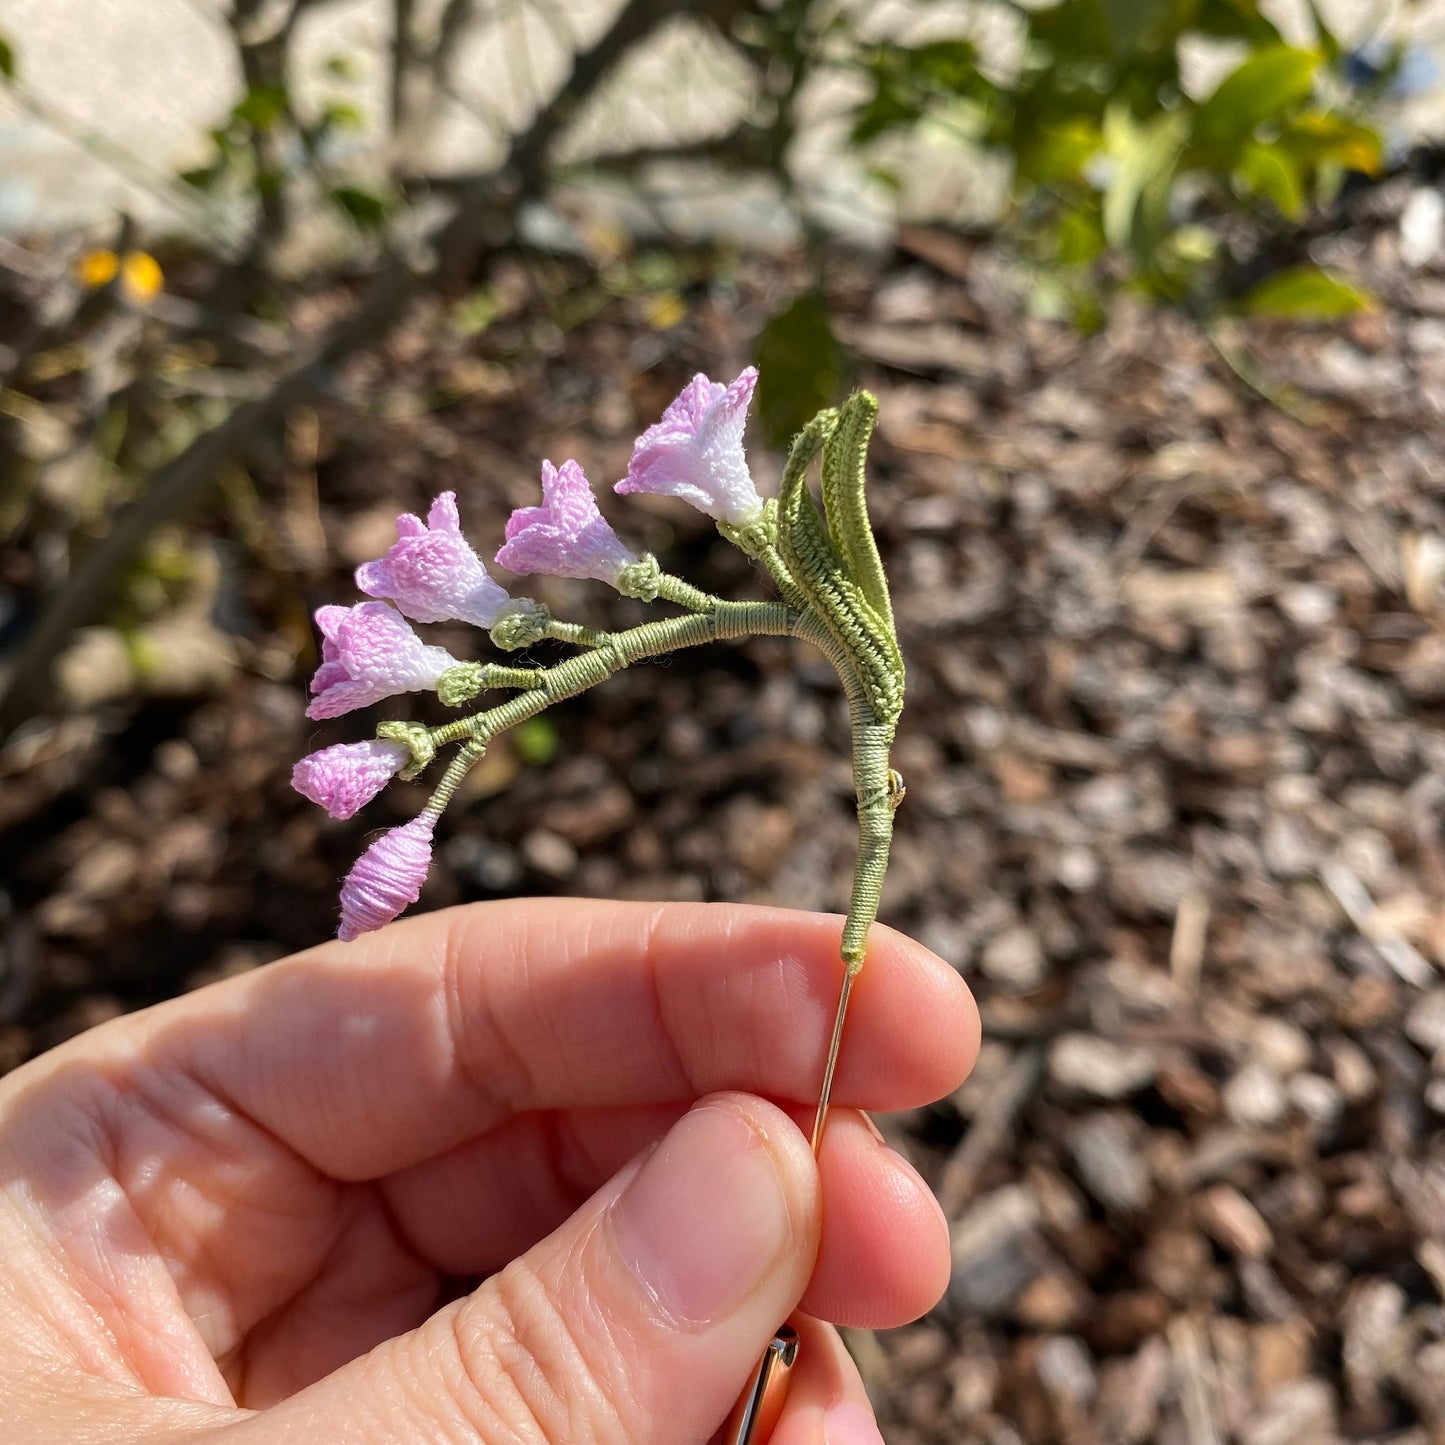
left=826, top=1401, right=886, bottom=1445
left=611, top=1102, right=794, bottom=1325
left=860, top=1112, right=887, bottom=1146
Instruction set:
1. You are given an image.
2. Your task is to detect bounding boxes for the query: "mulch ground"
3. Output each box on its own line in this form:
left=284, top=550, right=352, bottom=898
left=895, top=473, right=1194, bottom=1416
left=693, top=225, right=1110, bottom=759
left=3, top=184, right=1445, bottom=1441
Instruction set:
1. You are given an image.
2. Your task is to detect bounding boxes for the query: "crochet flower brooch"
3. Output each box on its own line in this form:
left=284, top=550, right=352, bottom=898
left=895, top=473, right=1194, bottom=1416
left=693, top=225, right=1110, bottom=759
left=294, top=365, right=904, bottom=966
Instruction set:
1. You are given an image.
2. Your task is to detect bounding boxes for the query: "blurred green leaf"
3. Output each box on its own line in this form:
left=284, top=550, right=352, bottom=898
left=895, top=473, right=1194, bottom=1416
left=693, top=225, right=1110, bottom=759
left=1195, top=0, right=1282, bottom=44
left=850, top=38, right=987, bottom=145
left=753, top=293, right=845, bottom=451
left=1241, top=264, right=1373, bottom=319
left=320, top=100, right=365, bottom=133
left=451, top=286, right=501, bottom=338
left=233, top=83, right=290, bottom=131
left=323, top=53, right=361, bottom=82
left=1101, top=106, right=1186, bottom=256
left=864, top=163, right=903, bottom=194
left=1029, top=0, right=1115, bottom=64
left=1019, top=118, right=1101, bottom=184
left=1300, top=0, right=1343, bottom=64
left=847, top=0, right=1388, bottom=327
left=1281, top=112, right=1382, bottom=175
left=1102, top=0, right=1181, bottom=58
left=513, top=717, right=559, bottom=766
left=1235, top=139, right=1304, bottom=217
left=1056, top=204, right=1107, bottom=265
left=1169, top=225, right=1220, bottom=266
left=1193, top=46, right=1319, bottom=154
left=329, top=184, right=391, bottom=230
left=0, top=32, right=17, bottom=82
left=178, top=164, right=221, bottom=192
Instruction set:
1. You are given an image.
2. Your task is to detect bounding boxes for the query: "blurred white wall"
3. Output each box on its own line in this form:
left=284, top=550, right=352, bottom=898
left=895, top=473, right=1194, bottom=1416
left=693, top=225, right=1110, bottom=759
left=0, top=0, right=1439, bottom=243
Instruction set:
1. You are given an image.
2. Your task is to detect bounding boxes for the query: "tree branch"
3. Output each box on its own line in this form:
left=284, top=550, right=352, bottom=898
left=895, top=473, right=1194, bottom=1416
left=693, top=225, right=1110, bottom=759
left=0, top=0, right=695, bottom=735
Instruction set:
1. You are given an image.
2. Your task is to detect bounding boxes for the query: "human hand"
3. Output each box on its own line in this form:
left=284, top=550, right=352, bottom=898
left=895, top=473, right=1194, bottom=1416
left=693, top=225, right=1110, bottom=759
left=0, top=900, right=977, bottom=1444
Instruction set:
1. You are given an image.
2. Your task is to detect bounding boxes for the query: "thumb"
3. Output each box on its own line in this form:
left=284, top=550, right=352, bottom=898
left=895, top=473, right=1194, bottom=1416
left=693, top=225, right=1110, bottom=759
left=236, top=1094, right=821, bottom=1445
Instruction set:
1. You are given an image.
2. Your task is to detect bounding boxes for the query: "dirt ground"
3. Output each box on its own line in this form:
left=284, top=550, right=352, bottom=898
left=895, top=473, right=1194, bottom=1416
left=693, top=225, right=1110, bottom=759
left=3, top=181, right=1445, bottom=1441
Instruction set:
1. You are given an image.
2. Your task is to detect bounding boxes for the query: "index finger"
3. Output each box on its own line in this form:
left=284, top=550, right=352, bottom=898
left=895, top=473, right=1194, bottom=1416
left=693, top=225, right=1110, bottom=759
left=61, top=899, right=979, bottom=1180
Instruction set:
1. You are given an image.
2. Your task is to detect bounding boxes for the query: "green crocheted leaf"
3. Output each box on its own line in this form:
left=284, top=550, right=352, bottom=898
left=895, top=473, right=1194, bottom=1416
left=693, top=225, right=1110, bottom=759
left=777, top=407, right=842, bottom=590
left=777, top=408, right=905, bottom=725
left=821, top=391, right=894, bottom=635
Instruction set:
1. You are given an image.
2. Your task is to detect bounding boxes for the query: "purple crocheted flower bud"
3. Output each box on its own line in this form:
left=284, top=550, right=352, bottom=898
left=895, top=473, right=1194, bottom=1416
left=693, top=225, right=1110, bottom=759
left=337, top=812, right=436, bottom=941
left=307, top=601, right=459, bottom=720
left=615, top=366, right=762, bottom=524
left=292, top=739, right=411, bottom=820
left=356, top=491, right=512, bottom=627
left=495, top=459, right=639, bottom=584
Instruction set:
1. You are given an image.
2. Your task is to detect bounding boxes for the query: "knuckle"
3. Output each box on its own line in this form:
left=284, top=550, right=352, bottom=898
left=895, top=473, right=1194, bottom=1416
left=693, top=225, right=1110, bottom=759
left=440, top=921, right=536, bottom=1117
left=439, top=1251, right=639, bottom=1444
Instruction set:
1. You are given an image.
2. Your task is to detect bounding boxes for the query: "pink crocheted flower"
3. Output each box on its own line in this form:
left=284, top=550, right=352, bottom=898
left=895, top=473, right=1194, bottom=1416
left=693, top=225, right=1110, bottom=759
left=307, top=602, right=458, bottom=720
left=292, top=739, right=410, bottom=820
left=337, top=812, right=436, bottom=941
left=495, top=459, right=639, bottom=584
left=356, top=492, right=512, bottom=627
left=615, top=366, right=762, bottom=524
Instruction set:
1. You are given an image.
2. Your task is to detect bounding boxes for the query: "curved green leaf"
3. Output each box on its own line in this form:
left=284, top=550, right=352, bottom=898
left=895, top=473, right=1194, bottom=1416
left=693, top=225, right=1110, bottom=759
left=1102, top=106, right=1186, bottom=256
left=821, top=391, right=893, bottom=634
left=1235, top=139, right=1304, bottom=218
left=1241, top=264, right=1373, bottom=319
left=1282, top=112, right=1383, bottom=176
left=777, top=409, right=905, bottom=724
left=1194, top=46, right=1320, bottom=155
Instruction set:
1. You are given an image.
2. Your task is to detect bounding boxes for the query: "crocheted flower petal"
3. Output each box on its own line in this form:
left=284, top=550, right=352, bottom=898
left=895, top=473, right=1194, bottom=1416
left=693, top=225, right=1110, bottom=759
left=657, top=373, right=720, bottom=434
left=615, top=432, right=714, bottom=509
left=338, top=813, right=437, bottom=940
left=292, top=739, right=410, bottom=819
left=355, top=499, right=505, bottom=626
left=340, top=602, right=457, bottom=688
left=496, top=459, right=633, bottom=581
left=697, top=366, right=762, bottom=523
left=308, top=660, right=350, bottom=696
left=354, top=557, right=397, bottom=599
left=427, top=491, right=461, bottom=532
left=615, top=367, right=761, bottom=523
left=314, top=605, right=349, bottom=643
left=305, top=676, right=380, bottom=721
left=394, top=512, right=427, bottom=539
left=705, top=366, right=757, bottom=451
left=455, top=574, right=513, bottom=628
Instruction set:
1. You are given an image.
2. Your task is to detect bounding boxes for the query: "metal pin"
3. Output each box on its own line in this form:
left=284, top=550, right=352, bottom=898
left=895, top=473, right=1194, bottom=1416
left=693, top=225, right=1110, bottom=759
left=726, top=965, right=857, bottom=1443
left=721, top=1324, right=799, bottom=1445
left=726, top=770, right=896, bottom=1443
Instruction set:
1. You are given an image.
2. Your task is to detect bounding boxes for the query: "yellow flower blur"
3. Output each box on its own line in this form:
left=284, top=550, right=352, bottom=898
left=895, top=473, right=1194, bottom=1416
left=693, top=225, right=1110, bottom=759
left=75, top=248, right=164, bottom=305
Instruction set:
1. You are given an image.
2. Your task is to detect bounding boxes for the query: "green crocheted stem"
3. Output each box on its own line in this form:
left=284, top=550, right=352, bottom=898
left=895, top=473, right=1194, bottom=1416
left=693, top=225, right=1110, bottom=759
left=462, top=599, right=795, bottom=744
left=792, top=611, right=898, bottom=970
left=653, top=572, right=718, bottom=612
left=545, top=619, right=616, bottom=648
left=436, top=662, right=547, bottom=707
left=425, top=737, right=486, bottom=814
left=841, top=711, right=897, bottom=970
left=426, top=601, right=897, bottom=972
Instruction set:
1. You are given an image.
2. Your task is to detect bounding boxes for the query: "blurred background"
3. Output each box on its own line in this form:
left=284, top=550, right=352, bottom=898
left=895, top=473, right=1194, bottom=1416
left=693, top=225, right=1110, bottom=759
left=2, top=1, right=1445, bottom=1440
